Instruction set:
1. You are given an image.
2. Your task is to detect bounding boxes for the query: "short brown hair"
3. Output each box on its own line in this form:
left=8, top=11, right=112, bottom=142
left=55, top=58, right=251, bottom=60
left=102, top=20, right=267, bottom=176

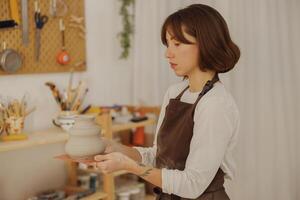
left=161, top=4, right=240, bottom=73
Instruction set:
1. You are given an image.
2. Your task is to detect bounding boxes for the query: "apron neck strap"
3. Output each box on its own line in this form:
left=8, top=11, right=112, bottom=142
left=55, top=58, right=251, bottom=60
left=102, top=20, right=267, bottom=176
left=175, top=73, right=219, bottom=101
left=175, top=86, right=189, bottom=100
left=193, top=73, right=219, bottom=105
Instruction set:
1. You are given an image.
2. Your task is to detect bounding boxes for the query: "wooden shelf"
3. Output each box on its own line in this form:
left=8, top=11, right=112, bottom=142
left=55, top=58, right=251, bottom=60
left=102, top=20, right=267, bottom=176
left=81, top=191, right=108, bottom=200
left=0, top=128, right=68, bottom=153
left=0, top=111, right=158, bottom=200
left=0, top=118, right=156, bottom=153
left=145, top=194, right=156, bottom=200
left=64, top=186, right=107, bottom=200
left=112, top=118, right=156, bottom=132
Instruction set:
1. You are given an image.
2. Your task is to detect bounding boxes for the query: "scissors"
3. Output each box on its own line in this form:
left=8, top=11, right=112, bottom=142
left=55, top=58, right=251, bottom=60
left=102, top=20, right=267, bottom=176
left=34, top=0, right=48, bottom=61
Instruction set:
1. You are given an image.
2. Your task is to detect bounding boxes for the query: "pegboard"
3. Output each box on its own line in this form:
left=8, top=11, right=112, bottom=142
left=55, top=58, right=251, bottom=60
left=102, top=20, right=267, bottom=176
left=0, top=0, right=86, bottom=75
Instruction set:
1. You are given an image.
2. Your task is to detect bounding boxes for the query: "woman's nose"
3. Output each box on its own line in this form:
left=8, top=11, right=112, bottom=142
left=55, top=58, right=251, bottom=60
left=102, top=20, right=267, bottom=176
left=165, top=47, right=174, bottom=59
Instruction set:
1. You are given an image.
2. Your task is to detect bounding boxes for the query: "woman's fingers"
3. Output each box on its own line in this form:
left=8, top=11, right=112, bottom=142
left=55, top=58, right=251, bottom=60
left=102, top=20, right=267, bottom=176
left=93, top=152, right=132, bottom=173
left=104, top=145, right=114, bottom=153
left=94, top=154, right=109, bottom=162
left=96, top=160, right=111, bottom=173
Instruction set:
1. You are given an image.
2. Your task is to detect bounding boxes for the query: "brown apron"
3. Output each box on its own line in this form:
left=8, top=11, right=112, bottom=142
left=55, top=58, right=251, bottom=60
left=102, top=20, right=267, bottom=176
left=154, top=74, right=230, bottom=200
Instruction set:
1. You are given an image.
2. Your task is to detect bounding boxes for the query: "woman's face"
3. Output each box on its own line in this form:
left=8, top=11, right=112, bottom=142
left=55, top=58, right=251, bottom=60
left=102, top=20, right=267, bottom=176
left=165, top=30, right=199, bottom=77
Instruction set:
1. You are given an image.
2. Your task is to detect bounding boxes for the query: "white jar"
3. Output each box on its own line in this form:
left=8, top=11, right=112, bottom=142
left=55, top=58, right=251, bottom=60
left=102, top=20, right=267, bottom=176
left=64, top=114, right=106, bottom=159
left=117, top=191, right=131, bottom=200
left=129, top=188, right=141, bottom=200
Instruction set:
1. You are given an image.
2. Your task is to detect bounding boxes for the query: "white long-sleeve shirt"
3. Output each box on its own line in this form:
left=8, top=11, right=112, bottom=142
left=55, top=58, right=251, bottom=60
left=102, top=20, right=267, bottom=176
left=134, top=80, right=240, bottom=198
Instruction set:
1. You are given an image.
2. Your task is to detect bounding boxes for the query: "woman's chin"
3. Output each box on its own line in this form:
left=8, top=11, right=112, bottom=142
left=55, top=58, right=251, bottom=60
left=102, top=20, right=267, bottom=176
left=174, top=71, right=185, bottom=77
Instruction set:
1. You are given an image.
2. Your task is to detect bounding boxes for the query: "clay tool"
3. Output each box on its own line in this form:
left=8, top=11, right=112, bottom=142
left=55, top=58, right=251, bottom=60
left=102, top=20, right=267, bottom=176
left=21, top=0, right=29, bottom=46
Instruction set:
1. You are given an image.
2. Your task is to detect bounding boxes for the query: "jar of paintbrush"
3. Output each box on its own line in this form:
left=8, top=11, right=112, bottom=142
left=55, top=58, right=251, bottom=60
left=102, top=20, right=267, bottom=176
left=0, top=96, right=35, bottom=141
left=46, top=70, right=90, bottom=130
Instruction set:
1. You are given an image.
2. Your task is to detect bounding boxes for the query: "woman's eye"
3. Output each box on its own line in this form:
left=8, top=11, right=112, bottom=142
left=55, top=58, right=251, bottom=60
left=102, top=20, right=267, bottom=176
left=174, top=42, right=181, bottom=46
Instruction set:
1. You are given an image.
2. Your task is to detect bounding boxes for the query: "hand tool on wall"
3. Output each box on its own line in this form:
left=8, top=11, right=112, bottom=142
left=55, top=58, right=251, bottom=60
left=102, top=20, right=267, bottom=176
left=49, top=0, right=57, bottom=17
left=49, top=0, right=68, bottom=17
left=0, top=42, right=22, bottom=73
left=0, top=0, right=20, bottom=29
left=0, top=20, right=18, bottom=29
left=56, top=19, right=70, bottom=65
left=69, top=15, right=85, bottom=40
left=21, top=0, right=29, bottom=46
left=34, top=0, right=48, bottom=62
left=9, top=0, right=21, bottom=25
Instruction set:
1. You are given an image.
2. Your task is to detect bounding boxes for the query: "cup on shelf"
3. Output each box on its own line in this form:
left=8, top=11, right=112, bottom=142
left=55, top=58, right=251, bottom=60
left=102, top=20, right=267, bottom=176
left=117, top=191, right=131, bottom=200
left=5, top=116, right=24, bottom=135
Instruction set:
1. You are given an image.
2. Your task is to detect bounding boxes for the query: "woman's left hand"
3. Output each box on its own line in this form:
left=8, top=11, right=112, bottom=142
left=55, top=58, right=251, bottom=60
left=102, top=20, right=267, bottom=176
left=93, top=152, right=138, bottom=174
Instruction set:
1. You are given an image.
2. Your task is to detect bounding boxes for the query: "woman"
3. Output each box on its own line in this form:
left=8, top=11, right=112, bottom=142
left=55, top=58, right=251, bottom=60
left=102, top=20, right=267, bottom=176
left=90, top=4, right=240, bottom=200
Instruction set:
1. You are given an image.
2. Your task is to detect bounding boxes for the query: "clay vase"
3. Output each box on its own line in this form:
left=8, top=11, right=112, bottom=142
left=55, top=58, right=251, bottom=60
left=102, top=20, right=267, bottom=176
left=64, top=114, right=106, bottom=159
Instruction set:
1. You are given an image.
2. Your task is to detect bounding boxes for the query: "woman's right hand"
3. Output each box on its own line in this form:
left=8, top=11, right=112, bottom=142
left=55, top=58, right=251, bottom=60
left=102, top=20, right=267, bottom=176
left=102, top=138, right=120, bottom=154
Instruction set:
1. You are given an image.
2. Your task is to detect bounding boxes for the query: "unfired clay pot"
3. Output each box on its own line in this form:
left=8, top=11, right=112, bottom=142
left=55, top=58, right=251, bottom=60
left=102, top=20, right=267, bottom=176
left=64, top=114, right=106, bottom=159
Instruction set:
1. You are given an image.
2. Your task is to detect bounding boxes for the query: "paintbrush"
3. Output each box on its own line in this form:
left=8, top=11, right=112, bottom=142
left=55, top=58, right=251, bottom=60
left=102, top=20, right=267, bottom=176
left=69, top=81, right=83, bottom=110
left=67, top=69, right=74, bottom=110
left=45, top=82, right=62, bottom=109
left=72, top=88, right=89, bottom=111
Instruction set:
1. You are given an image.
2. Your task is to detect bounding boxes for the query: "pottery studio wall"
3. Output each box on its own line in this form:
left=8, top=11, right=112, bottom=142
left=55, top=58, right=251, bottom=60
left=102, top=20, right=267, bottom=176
left=0, top=1, right=133, bottom=199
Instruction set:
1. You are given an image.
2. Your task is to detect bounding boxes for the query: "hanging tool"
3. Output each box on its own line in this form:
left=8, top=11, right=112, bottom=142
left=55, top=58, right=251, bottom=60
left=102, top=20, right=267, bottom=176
left=21, top=0, right=29, bottom=46
left=34, top=0, right=48, bottom=62
left=9, top=0, right=21, bottom=25
left=0, top=20, right=18, bottom=29
left=49, top=0, right=57, bottom=17
left=56, top=19, right=70, bottom=65
left=69, top=15, right=86, bottom=40
left=49, top=0, right=68, bottom=17
left=0, top=42, right=23, bottom=73
left=0, top=0, right=20, bottom=29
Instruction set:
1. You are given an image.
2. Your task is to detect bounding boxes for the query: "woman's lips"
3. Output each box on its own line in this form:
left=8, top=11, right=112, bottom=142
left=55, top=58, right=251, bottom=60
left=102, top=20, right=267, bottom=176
left=170, top=63, right=177, bottom=69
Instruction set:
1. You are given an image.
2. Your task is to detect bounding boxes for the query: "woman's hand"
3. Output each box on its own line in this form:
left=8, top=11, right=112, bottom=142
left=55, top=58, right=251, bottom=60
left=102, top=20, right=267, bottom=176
left=102, top=138, right=120, bottom=154
left=93, top=152, right=138, bottom=174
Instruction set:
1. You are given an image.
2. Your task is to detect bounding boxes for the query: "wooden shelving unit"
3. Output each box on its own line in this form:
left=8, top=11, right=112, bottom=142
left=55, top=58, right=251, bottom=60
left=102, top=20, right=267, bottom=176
left=81, top=191, right=108, bottom=200
left=0, top=107, right=159, bottom=200
left=112, top=118, right=156, bottom=132
left=0, top=128, right=68, bottom=153
left=83, top=111, right=158, bottom=200
left=0, top=118, right=156, bottom=153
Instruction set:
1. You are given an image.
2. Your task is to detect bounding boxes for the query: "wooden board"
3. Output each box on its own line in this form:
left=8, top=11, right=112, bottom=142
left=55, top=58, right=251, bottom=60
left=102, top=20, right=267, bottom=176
left=0, top=0, right=86, bottom=75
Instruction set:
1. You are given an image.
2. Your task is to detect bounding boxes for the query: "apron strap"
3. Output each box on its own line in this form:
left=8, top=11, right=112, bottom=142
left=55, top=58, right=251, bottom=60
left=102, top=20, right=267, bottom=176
left=175, top=73, right=219, bottom=102
left=193, top=73, right=220, bottom=107
left=175, top=85, right=190, bottom=100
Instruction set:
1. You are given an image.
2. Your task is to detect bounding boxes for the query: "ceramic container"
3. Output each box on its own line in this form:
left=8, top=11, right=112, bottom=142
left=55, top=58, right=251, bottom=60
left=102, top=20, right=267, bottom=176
left=52, top=111, right=77, bottom=132
left=64, top=114, right=106, bottom=158
left=5, top=116, right=24, bottom=135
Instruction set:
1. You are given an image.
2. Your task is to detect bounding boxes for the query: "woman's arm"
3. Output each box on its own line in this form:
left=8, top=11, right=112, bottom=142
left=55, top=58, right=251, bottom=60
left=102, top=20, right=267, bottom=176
left=104, top=140, right=142, bottom=162
left=93, top=152, right=162, bottom=188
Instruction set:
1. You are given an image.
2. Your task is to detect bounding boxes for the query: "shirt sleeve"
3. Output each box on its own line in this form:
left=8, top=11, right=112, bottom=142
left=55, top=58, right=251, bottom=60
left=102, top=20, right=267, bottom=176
left=161, top=97, right=236, bottom=198
left=133, top=87, right=170, bottom=166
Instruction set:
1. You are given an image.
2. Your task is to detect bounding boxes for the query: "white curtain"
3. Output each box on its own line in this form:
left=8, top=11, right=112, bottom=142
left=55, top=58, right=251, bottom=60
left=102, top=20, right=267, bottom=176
left=132, top=0, right=300, bottom=200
